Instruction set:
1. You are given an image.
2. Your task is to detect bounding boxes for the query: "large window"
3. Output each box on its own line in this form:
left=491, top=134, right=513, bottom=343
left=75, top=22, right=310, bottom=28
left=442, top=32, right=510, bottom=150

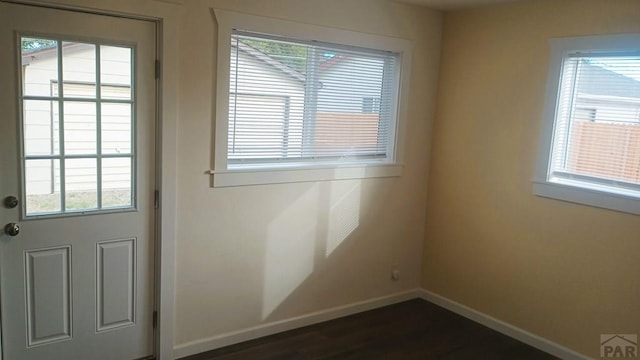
left=535, top=34, right=640, bottom=214
left=212, top=10, right=412, bottom=187
left=228, top=31, right=397, bottom=166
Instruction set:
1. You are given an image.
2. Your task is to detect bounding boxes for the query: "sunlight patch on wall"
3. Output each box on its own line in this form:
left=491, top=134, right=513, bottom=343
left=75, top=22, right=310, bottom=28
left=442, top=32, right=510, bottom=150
left=326, top=181, right=362, bottom=257
left=262, top=184, right=319, bottom=319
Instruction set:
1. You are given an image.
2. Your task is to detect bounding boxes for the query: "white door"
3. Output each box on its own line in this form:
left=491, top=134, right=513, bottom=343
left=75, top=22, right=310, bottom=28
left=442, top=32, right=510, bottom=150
left=0, top=3, right=156, bottom=359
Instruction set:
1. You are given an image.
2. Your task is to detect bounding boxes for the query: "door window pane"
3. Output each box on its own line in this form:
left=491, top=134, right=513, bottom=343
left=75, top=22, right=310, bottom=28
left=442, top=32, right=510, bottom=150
left=25, top=159, right=61, bottom=214
left=102, top=158, right=132, bottom=208
left=63, top=102, right=96, bottom=155
left=21, top=37, right=58, bottom=97
left=102, top=103, right=131, bottom=154
left=62, top=42, right=96, bottom=98
left=65, top=158, right=98, bottom=211
left=23, top=100, right=60, bottom=156
left=101, top=45, right=131, bottom=100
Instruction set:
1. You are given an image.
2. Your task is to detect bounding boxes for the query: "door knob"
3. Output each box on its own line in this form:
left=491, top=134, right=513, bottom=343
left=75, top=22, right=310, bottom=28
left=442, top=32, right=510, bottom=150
left=4, top=223, right=20, bottom=237
left=4, top=196, right=18, bottom=209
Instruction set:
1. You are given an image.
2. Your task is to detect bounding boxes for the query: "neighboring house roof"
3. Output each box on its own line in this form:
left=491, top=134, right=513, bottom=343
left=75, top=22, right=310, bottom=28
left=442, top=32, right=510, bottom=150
left=234, top=39, right=350, bottom=85
left=578, top=62, right=640, bottom=100
left=21, top=45, right=57, bottom=65
left=22, top=42, right=93, bottom=65
left=319, top=54, right=347, bottom=72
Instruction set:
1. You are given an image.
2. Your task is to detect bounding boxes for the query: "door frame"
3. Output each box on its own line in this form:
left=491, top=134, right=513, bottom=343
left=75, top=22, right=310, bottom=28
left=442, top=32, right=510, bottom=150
left=0, top=1, right=179, bottom=359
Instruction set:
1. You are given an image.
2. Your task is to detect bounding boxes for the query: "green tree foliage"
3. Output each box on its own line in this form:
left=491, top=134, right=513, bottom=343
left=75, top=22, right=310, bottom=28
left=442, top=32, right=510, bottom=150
left=21, top=39, right=57, bottom=52
left=241, top=38, right=308, bottom=73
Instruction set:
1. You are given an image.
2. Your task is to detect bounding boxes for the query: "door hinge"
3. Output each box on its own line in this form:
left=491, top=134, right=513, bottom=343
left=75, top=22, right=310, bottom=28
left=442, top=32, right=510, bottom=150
left=154, top=190, right=159, bottom=209
left=153, top=310, right=158, bottom=329
left=155, top=59, right=161, bottom=80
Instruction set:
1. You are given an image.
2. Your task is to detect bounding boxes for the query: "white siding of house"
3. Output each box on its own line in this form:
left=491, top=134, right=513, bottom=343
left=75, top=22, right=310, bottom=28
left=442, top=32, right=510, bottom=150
left=317, top=57, right=385, bottom=114
left=229, top=47, right=305, bottom=160
left=576, top=97, right=640, bottom=124
left=22, top=44, right=132, bottom=196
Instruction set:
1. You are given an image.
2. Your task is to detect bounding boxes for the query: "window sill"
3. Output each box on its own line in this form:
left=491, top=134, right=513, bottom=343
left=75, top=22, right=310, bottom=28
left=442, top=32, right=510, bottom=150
left=211, top=163, right=403, bottom=187
left=532, top=179, right=640, bottom=215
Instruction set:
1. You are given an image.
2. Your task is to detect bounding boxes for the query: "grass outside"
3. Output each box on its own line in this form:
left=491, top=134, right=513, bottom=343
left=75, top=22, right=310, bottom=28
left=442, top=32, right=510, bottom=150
left=26, top=189, right=132, bottom=214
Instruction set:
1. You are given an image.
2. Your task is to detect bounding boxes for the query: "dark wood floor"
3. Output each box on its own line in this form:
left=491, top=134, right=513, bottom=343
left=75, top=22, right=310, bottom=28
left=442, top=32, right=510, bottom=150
left=180, top=299, right=558, bottom=360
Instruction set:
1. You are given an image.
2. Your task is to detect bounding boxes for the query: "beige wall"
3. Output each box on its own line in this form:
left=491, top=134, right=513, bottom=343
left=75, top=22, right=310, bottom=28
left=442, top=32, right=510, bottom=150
left=423, top=0, right=640, bottom=357
left=175, top=0, right=442, bottom=349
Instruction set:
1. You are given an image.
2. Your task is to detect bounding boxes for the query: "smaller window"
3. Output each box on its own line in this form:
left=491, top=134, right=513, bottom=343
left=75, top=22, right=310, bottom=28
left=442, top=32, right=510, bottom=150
left=574, top=107, right=596, bottom=122
left=362, top=97, right=381, bottom=114
left=535, top=34, right=640, bottom=214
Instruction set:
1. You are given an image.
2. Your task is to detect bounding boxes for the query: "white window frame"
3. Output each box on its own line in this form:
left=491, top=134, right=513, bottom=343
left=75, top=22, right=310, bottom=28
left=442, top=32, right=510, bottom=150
left=211, top=9, right=412, bottom=187
left=534, top=33, right=640, bottom=215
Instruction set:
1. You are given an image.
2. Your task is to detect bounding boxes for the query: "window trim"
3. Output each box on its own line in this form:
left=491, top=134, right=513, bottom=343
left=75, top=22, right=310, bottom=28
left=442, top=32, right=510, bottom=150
left=534, top=33, right=640, bottom=215
left=212, top=9, right=412, bottom=187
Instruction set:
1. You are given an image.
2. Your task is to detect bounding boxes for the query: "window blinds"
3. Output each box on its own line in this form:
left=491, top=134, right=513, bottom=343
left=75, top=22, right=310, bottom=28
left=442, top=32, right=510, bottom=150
left=228, top=30, right=399, bottom=167
left=551, top=53, right=640, bottom=192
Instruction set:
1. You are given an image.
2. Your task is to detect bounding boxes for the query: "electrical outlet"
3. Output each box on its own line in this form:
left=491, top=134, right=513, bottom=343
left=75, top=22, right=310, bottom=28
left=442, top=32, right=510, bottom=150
left=391, top=265, right=400, bottom=281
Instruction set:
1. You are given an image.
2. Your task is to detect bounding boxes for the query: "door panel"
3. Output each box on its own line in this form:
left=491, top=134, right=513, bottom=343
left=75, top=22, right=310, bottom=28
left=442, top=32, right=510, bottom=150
left=96, top=238, right=136, bottom=332
left=0, top=3, right=156, bottom=359
left=24, top=246, right=72, bottom=346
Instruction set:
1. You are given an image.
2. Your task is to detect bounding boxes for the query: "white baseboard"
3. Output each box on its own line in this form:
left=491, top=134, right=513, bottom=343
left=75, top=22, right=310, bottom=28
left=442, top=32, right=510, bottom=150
left=173, top=288, right=589, bottom=360
left=417, top=289, right=589, bottom=360
left=173, top=288, right=422, bottom=359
